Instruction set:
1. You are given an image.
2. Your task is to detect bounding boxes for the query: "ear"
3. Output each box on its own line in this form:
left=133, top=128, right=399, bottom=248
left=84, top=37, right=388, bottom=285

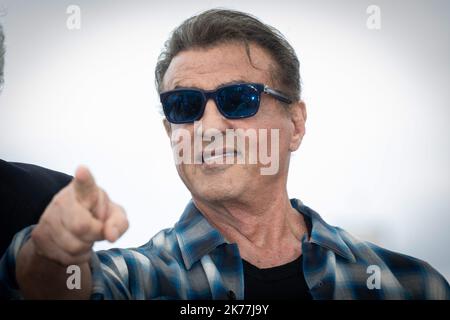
left=163, top=119, right=172, bottom=138
left=289, top=101, right=307, bottom=152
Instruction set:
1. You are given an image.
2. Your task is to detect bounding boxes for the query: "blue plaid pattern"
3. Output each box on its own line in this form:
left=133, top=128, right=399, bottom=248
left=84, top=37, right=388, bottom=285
left=1, top=199, right=449, bottom=299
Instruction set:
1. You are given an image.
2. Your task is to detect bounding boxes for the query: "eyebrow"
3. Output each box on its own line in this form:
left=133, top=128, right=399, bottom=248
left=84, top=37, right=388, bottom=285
left=173, top=79, right=251, bottom=90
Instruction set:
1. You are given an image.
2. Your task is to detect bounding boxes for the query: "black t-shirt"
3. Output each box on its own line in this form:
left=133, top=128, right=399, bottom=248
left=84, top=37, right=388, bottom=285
left=243, top=212, right=313, bottom=300
left=243, top=254, right=313, bottom=300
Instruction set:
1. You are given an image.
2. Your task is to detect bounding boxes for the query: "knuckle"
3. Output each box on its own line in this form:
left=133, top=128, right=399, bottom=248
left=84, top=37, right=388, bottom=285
left=31, top=223, right=53, bottom=246
left=51, top=192, right=66, bottom=208
left=89, top=187, right=100, bottom=202
left=71, top=218, right=91, bottom=236
left=38, top=212, right=52, bottom=226
left=30, top=234, right=53, bottom=261
left=30, top=228, right=44, bottom=247
left=64, top=241, right=84, bottom=256
left=82, top=193, right=98, bottom=209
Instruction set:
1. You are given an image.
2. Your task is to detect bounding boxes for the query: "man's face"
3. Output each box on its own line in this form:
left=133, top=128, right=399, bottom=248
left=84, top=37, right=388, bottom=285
left=162, top=42, right=306, bottom=204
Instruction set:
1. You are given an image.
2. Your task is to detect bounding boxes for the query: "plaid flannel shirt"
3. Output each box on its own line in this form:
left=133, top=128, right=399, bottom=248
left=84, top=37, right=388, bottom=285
left=1, top=199, right=449, bottom=299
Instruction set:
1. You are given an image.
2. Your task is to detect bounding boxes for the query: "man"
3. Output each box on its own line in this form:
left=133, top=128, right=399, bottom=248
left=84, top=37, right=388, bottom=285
left=1, top=9, right=449, bottom=300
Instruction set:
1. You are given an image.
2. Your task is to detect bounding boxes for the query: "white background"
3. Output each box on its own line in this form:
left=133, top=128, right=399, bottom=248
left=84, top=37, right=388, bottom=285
left=0, top=0, right=449, bottom=280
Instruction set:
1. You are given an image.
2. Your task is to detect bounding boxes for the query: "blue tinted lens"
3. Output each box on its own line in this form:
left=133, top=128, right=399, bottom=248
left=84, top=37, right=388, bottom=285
left=217, top=84, right=260, bottom=118
left=162, top=90, right=204, bottom=123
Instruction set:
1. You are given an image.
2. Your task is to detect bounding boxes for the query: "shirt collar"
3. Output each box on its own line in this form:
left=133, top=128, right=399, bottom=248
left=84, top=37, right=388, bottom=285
left=174, top=200, right=228, bottom=270
left=293, top=199, right=356, bottom=262
left=174, top=198, right=355, bottom=270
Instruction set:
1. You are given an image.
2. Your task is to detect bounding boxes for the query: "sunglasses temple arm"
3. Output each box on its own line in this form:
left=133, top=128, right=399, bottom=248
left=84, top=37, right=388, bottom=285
left=263, top=86, right=293, bottom=104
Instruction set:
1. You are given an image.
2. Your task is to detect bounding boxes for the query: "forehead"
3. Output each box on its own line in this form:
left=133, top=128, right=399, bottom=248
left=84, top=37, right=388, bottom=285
left=162, top=42, right=275, bottom=91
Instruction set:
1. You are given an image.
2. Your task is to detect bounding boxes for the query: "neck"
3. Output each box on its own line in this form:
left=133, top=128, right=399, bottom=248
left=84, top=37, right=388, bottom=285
left=193, top=190, right=308, bottom=268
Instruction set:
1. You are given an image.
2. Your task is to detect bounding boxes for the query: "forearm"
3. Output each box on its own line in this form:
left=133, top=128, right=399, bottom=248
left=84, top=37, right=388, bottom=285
left=15, top=239, right=92, bottom=299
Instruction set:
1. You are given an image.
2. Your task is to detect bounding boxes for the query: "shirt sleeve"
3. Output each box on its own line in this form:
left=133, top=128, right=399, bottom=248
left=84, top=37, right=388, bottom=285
left=0, top=225, right=138, bottom=300
left=89, top=249, right=132, bottom=300
left=421, top=261, right=450, bottom=300
left=89, top=246, right=161, bottom=300
left=0, top=225, right=34, bottom=299
left=1, top=227, right=171, bottom=300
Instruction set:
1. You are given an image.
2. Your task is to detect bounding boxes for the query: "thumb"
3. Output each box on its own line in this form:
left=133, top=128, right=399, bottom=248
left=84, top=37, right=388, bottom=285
left=73, top=165, right=99, bottom=211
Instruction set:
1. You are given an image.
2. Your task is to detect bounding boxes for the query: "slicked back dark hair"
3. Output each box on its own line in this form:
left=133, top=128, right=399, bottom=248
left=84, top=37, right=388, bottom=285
left=155, top=9, right=301, bottom=102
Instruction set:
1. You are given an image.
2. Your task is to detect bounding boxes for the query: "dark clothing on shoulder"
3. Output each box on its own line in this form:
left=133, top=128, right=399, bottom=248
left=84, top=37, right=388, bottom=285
left=0, top=159, right=72, bottom=257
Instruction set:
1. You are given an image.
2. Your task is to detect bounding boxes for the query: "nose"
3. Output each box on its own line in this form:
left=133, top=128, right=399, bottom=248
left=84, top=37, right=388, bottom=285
left=199, top=98, right=230, bottom=133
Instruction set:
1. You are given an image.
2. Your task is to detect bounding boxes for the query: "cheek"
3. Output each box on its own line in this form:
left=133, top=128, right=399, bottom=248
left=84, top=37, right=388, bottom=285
left=246, top=114, right=292, bottom=150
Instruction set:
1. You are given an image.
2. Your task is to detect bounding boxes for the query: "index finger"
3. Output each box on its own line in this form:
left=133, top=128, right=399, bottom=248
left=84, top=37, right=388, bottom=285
left=73, top=165, right=99, bottom=211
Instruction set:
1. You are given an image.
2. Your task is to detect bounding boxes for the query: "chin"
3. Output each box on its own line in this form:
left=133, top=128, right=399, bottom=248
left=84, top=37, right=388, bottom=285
left=178, top=164, right=254, bottom=202
left=193, top=181, right=240, bottom=202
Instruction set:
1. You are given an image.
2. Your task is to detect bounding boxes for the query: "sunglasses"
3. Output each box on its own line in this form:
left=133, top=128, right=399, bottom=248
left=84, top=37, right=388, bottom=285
left=160, top=83, right=292, bottom=124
